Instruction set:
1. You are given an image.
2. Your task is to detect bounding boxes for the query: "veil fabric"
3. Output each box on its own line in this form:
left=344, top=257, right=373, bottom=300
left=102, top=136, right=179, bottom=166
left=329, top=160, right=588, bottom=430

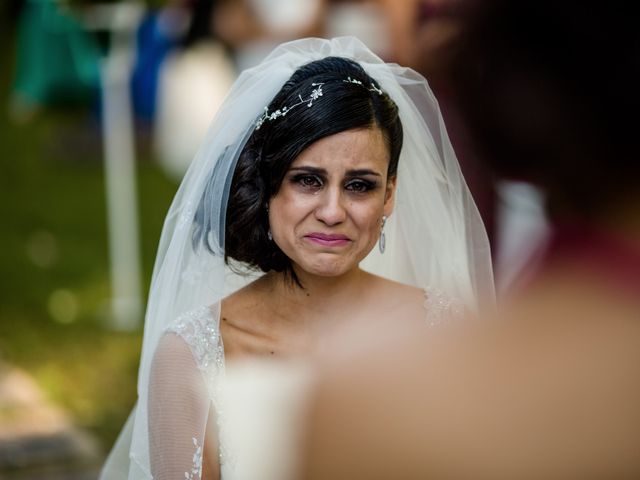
left=100, top=36, right=494, bottom=480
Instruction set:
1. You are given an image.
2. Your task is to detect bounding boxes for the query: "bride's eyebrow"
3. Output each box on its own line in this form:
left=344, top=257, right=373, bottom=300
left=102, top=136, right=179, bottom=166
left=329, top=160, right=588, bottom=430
left=288, top=166, right=381, bottom=177
left=288, top=166, right=326, bottom=175
left=345, top=169, right=381, bottom=177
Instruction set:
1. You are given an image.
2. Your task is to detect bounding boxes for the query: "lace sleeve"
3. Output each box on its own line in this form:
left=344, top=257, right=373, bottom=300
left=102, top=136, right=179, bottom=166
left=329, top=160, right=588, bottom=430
left=148, top=307, right=223, bottom=480
left=165, top=306, right=224, bottom=373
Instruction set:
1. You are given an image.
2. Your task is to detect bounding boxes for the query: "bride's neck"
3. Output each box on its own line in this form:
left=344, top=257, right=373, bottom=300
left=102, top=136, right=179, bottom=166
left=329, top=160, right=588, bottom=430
left=263, top=267, right=370, bottom=325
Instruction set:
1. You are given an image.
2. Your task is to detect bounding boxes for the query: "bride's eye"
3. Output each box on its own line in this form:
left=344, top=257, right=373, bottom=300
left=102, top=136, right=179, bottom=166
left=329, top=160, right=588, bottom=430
left=345, top=179, right=376, bottom=193
left=292, top=174, right=323, bottom=189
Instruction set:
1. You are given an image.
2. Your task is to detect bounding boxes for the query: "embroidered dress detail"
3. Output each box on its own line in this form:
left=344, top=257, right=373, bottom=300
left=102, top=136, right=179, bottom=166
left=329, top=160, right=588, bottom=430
left=166, top=306, right=224, bottom=371
left=184, top=437, right=203, bottom=480
left=424, top=287, right=464, bottom=326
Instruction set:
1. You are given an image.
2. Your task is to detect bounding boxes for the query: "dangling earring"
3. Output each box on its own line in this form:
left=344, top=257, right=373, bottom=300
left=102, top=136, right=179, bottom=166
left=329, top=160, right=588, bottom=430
left=379, top=215, right=387, bottom=254
left=268, top=229, right=273, bottom=241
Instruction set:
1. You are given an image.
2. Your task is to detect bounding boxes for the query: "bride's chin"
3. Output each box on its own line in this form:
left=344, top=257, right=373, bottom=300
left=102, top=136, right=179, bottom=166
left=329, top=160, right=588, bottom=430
left=297, top=258, right=355, bottom=278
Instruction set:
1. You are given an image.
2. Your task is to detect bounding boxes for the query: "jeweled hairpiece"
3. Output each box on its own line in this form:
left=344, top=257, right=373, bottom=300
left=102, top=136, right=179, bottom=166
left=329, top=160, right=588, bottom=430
left=254, top=77, right=384, bottom=130
left=343, top=76, right=384, bottom=95
left=255, top=82, right=325, bottom=130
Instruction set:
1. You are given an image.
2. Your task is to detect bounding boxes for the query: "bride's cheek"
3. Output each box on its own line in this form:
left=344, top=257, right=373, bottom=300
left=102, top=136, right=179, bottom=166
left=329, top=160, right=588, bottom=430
left=360, top=205, right=383, bottom=232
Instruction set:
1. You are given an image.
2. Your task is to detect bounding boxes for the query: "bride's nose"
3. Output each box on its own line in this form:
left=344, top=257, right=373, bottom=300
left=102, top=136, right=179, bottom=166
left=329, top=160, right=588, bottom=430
left=314, top=187, right=347, bottom=226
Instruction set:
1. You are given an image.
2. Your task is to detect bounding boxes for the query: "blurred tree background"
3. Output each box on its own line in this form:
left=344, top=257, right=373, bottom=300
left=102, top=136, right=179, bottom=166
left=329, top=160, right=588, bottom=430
left=0, top=0, right=179, bottom=455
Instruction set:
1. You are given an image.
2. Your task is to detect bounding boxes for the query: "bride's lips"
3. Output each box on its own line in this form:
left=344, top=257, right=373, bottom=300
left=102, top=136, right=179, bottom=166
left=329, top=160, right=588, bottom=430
left=304, top=232, right=351, bottom=247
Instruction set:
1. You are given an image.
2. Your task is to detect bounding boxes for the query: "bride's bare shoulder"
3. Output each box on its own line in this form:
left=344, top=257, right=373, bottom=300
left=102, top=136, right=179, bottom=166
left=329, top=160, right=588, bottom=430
left=366, top=273, right=426, bottom=319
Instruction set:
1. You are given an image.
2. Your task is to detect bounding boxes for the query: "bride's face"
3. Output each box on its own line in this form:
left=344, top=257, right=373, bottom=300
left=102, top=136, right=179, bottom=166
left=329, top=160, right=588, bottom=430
left=268, top=128, right=396, bottom=278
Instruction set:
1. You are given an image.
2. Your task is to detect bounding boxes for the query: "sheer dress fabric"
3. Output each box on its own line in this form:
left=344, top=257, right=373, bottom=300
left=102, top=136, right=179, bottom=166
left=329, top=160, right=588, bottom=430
left=100, top=36, right=494, bottom=480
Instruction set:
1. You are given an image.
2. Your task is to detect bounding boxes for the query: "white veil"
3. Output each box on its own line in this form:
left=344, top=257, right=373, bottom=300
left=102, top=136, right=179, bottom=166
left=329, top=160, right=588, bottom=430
left=100, top=36, right=494, bottom=480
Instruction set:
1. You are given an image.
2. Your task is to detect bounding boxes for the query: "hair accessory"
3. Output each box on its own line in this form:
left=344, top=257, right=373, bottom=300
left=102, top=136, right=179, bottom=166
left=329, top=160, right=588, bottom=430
left=344, top=76, right=383, bottom=95
left=255, top=76, right=384, bottom=130
left=255, top=83, right=325, bottom=129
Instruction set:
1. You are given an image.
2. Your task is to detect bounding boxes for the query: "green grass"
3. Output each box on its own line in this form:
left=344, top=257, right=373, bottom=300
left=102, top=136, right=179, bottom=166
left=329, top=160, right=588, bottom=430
left=0, top=17, right=179, bottom=451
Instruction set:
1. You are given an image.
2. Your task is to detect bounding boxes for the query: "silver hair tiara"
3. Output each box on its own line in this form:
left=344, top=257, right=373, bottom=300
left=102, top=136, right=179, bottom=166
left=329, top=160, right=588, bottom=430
left=255, top=77, right=383, bottom=130
left=344, top=76, right=383, bottom=95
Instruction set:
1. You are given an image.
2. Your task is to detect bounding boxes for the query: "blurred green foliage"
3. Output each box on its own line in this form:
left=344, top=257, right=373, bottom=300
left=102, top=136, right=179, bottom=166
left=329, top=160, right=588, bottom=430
left=0, top=10, right=179, bottom=452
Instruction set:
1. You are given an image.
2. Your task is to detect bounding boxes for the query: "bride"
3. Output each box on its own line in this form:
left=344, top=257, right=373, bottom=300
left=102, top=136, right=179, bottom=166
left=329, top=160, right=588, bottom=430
left=100, top=37, right=493, bottom=480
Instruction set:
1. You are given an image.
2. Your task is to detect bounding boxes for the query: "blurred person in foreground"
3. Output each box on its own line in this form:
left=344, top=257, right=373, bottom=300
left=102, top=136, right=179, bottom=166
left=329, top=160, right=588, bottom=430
left=302, top=1, right=640, bottom=478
